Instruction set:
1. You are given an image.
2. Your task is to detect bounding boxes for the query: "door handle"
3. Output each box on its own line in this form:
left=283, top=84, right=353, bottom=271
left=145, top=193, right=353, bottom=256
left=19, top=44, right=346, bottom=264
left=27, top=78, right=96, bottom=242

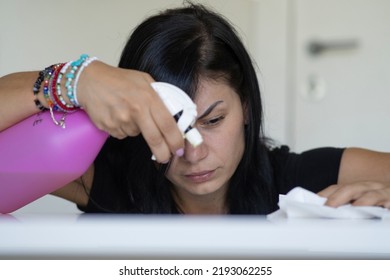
left=307, top=39, right=359, bottom=56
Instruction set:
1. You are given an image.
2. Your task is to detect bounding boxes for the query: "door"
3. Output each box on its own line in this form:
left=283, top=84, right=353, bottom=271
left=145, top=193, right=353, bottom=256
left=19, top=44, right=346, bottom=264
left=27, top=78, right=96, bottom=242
left=292, top=0, right=390, bottom=152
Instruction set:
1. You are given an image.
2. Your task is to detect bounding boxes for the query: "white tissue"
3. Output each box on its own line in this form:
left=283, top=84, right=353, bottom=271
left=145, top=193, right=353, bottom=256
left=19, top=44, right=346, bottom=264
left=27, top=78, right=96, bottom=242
left=268, top=187, right=389, bottom=219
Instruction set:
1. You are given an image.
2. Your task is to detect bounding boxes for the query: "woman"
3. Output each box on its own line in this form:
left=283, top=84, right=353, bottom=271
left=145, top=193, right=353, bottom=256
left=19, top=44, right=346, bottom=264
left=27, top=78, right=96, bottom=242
left=0, top=4, right=389, bottom=214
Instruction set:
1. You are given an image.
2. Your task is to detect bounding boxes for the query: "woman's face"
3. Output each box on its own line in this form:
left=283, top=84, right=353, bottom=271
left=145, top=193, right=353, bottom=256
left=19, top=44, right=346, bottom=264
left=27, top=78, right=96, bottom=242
left=165, top=78, right=246, bottom=202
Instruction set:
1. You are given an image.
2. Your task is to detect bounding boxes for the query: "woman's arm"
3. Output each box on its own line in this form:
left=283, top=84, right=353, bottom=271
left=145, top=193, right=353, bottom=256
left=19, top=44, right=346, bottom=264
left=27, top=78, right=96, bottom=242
left=0, top=60, right=184, bottom=163
left=1, top=59, right=186, bottom=211
left=318, top=147, right=390, bottom=208
left=50, top=163, right=95, bottom=207
left=0, top=71, right=41, bottom=131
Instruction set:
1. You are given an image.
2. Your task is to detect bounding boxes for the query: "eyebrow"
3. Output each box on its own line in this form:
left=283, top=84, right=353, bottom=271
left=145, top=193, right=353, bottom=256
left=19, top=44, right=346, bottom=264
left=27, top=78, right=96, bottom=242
left=196, top=100, right=224, bottom=120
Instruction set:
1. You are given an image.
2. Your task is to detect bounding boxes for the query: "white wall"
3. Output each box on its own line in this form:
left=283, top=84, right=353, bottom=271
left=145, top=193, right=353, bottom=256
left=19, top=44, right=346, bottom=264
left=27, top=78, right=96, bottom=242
left=0, top=0, right=255, bottom=74
left=247, top=0, right=290, bottom=145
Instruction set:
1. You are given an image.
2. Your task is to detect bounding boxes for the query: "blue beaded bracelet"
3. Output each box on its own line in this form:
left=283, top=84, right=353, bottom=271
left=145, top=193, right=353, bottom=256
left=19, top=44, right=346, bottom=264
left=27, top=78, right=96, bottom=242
left=65, top=54, right=89, bottom=106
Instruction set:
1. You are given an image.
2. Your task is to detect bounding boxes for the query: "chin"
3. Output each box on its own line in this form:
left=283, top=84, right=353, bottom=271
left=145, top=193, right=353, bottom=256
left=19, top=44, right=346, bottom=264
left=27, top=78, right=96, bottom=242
left=183, top=181, right=226, bottom=196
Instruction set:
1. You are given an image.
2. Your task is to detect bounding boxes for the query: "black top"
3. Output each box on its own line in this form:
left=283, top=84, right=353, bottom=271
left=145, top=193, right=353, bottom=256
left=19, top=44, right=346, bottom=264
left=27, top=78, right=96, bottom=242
left=80, top=146, right=344, bottom=213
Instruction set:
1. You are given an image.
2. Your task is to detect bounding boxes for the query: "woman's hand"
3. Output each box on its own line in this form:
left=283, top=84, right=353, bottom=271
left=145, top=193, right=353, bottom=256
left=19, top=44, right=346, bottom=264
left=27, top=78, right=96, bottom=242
left=318, top=181, right=390, bottom=209
left=320, top=147, right=390, bottom=209
left=76, top=61, right=184, bottom=163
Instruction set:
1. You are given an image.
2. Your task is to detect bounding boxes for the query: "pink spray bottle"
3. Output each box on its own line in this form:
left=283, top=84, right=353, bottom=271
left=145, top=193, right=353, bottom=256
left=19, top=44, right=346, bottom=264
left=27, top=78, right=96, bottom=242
left=0, top=110, right=108, bottom=213
left=0, top=82, right=202, bottom=213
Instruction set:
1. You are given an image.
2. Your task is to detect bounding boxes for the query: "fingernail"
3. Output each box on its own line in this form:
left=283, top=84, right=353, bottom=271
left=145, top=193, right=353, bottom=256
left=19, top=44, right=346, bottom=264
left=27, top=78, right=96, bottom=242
left=176, top=148, right=184, bottom=157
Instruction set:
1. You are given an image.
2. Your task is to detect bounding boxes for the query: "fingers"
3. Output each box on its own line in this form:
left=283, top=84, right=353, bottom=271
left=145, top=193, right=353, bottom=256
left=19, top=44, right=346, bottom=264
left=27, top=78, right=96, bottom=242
left=78, top=64, right=185, bottom=162
left=317, top=184, right=338, bottom=198
left=137, top=109, right=184, bottom=163
left=319, top=182, right=390, bottom=209
left=150, top=100, right=185, bottom=157
left=352, top=188, right=390, bottom=209
left=318, top=184, right=364, bottom=207
left=117, top=85, right=184, bottom=163
left=135, top=83, right=184, bottom=162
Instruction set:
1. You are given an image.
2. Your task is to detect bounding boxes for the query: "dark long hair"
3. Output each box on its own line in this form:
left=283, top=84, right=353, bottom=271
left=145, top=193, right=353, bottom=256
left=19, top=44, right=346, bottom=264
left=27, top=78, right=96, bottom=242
left=95, top=3, right=278, bottom=214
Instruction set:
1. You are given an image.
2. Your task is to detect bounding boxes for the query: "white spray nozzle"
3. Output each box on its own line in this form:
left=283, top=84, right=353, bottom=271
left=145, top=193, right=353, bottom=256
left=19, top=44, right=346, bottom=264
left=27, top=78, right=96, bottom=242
left=151, top=82, right=203, bottom=157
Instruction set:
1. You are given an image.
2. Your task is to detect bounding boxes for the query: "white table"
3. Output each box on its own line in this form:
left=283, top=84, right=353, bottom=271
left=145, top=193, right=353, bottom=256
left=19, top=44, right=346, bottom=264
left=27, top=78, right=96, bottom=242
left=1, top=214, right=389, bottom=259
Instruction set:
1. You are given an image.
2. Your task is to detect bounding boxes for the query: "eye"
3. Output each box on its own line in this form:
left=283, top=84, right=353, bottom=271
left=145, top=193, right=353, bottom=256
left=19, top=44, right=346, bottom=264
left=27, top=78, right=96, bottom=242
left=200, top=115, right=225, bottom=127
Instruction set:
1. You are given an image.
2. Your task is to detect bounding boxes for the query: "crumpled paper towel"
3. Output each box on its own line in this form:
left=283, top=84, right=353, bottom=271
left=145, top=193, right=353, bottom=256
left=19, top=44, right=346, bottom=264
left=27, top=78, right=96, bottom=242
left=267, top=187, right=390, bottom=219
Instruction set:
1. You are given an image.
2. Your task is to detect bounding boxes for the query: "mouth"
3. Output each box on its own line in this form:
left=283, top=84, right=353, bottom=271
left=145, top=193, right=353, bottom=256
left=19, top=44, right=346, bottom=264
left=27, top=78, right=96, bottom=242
left=184, top=170, right=215, bottom=183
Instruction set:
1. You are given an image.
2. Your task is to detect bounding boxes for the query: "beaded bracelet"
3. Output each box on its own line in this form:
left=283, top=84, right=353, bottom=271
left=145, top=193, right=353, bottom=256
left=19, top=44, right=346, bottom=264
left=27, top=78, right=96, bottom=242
left=65, top=54, right=89, bottom=106
left=48, top=64, right=64, bottom=112
left=33, top=54, right=93, bottom=127
left=55, top=62, right=78, bottom=112
left=46, top=64, right=69, bottom=128
left=42, top=63, right=63, bottom=111
left=33, top=69, right=50, bottom=111
left=50, top=63, right=70, bottom=112
left=72, top=56, right=98, bottom=107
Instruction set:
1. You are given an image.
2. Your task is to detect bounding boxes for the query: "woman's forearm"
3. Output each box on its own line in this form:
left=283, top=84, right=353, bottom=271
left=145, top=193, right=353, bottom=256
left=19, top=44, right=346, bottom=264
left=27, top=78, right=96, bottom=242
left=0, top=71, right=42, bottom=131
left=0, top=59, right=184, bottom=164
left=318, top=147, right=390, bottom=208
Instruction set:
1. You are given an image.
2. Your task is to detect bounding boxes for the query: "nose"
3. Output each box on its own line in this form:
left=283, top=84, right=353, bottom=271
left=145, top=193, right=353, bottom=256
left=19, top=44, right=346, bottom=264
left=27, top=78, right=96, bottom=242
left=183, top=139, right=208, bottom=163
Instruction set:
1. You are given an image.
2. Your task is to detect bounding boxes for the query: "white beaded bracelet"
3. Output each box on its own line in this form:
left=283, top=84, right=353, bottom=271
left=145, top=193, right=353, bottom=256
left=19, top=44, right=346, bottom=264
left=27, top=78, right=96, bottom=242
left=72, top=56, right=99, bottom=107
